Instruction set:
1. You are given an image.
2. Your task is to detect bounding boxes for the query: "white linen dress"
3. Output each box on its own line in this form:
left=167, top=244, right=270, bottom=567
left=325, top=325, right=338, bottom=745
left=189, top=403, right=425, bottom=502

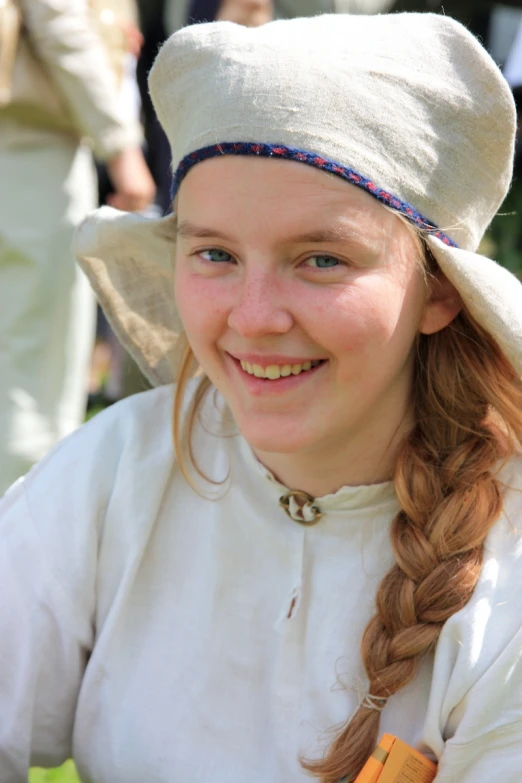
left=0, top=384, right=521, bottom=782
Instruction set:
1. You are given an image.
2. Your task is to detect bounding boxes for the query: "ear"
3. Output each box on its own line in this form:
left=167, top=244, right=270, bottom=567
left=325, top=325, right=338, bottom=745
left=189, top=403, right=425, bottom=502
left=420, top=271, right=462, bottom=335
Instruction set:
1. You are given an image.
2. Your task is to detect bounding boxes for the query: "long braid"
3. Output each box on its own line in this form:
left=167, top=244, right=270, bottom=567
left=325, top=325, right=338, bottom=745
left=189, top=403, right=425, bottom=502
left=304, top=311, right=522, bottom=783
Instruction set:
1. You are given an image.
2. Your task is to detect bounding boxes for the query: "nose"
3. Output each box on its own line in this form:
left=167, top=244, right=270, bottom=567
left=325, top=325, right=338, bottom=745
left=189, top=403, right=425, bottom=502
left=227, top=269, right=293, bottom=338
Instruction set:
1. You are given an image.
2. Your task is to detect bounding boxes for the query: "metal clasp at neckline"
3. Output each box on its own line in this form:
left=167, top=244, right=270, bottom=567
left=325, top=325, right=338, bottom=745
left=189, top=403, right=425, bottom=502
left=279, top=490, right=323, bottom=525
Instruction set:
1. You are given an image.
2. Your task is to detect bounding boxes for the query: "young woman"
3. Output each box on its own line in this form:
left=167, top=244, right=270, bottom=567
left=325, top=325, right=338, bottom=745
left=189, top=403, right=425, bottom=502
left=1, top=11, right=522, bottom=783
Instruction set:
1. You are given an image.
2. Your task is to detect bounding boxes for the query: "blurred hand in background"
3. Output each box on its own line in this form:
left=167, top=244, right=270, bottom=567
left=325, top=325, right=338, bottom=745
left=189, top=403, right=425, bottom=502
left=106, top=145, right=156, bottom=212
left=120, top=19, right=144, bottom=57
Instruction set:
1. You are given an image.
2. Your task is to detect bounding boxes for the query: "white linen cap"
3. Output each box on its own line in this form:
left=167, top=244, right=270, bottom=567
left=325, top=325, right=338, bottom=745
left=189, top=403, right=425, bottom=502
left=74, top=13, right=522, bottom=385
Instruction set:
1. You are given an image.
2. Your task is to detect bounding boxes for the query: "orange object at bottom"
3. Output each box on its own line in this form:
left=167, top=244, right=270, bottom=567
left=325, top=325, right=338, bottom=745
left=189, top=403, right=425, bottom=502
left=354, top=734, right=437, bottom=783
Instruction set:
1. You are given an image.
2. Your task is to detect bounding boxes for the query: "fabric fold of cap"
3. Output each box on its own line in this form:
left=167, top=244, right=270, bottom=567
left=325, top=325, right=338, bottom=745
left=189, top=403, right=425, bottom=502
left=74, top=12, right=522, bottom=386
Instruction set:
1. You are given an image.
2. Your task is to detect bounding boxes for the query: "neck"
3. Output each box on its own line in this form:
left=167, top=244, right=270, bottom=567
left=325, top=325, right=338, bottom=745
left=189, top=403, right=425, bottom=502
left=253, top=408, right=412, bottom=499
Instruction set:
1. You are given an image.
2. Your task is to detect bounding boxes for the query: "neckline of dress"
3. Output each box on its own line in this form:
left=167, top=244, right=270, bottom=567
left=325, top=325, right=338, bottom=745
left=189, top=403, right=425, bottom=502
left=237, top=434, right=398, bottom=514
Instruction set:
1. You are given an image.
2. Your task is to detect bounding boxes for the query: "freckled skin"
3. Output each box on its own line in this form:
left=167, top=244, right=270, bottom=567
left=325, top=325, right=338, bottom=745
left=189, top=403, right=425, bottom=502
left=174, top=156, right=460, bottom=494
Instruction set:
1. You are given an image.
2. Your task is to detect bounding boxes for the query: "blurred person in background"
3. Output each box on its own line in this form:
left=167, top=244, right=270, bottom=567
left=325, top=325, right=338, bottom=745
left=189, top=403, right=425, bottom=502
left=0, top=0, right=155, bottom=495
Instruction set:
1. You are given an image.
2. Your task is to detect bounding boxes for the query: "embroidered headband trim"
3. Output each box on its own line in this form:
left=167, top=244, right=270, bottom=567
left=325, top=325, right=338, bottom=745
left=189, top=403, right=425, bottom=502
left=170, top=141, right=458, bottom=248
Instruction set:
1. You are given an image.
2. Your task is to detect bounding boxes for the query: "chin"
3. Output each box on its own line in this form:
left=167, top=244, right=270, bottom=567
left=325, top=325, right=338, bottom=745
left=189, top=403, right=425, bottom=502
left=237, top=420, right=315, bottom=456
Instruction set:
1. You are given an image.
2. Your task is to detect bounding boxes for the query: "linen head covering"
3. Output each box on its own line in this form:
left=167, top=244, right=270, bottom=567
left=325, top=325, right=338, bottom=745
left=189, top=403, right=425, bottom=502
left=74, top=12, right=521, bottom=386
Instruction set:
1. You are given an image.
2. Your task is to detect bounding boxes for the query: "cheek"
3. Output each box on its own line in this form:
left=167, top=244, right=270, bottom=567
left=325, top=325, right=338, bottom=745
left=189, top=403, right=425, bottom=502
left=309, top=278, right=422, bottom=377
left=309, top=284, right=404, bottom=356
left=174, top=267, right=229, bottom=346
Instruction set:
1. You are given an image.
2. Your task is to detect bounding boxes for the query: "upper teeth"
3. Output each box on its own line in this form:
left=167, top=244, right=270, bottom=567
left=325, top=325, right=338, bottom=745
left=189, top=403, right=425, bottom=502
left=239, top=360, right=320, bottom=379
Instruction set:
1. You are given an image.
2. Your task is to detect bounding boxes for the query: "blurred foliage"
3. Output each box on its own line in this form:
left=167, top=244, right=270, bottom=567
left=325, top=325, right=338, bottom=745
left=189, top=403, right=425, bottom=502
left=29, top=761, right=80, bottom=783
left=483, top=178, right=522, bottom=278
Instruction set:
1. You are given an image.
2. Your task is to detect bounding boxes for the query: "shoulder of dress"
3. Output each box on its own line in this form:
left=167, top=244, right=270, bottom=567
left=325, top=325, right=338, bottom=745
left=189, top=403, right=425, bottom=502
left=7, top=385, right=175, bottom=505
left=499, top=451, right=522, bottom=493
left=495, top=452, right=522, bottom=544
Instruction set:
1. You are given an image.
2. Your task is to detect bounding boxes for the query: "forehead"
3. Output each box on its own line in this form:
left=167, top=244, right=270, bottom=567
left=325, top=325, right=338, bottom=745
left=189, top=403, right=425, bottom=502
left=176, top=155, right=403, bottom=242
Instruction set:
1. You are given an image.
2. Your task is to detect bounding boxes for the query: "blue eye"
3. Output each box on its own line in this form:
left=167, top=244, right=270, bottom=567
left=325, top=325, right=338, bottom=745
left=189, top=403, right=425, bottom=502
left=305, top=255, right=341, bottom=268
left=200, top=249, right=233, bottom=263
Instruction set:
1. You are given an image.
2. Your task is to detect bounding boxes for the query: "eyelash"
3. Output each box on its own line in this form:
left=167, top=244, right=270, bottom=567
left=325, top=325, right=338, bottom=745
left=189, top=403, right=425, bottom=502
left=195, top=248, right=346, bottom=269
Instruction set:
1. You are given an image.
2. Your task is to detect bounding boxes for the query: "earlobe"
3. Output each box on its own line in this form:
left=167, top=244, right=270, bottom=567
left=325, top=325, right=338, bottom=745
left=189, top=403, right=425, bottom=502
left=420, top=273, right=462, bottom=335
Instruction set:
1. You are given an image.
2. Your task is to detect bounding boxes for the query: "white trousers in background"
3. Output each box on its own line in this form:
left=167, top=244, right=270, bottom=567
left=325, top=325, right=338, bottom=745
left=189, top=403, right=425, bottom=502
left=0, top=141, right=97, bottom=495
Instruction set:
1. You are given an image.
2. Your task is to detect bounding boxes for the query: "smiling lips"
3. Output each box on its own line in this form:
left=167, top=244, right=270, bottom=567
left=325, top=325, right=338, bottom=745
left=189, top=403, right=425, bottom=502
left=239, top=359, right=324, bottom=380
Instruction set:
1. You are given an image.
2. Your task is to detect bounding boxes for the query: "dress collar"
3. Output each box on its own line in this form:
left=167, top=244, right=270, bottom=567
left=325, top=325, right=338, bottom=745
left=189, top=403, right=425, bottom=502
left=237, top=435, right=398, bottom=524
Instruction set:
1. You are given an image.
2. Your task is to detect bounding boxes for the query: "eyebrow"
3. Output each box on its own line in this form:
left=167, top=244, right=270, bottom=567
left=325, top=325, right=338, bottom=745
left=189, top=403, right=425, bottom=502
left=176, top=221, right=233, bottom=240
left=176, top=220, right=365, bottom=245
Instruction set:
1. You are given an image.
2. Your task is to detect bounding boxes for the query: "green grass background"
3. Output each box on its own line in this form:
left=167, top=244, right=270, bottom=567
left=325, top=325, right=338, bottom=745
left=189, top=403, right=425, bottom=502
left=30, top=762, right=80, bottom=783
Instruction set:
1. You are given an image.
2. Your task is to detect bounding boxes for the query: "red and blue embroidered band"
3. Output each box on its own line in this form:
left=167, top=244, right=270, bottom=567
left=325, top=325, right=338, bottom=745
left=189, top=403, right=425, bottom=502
left=170, top=141, right=458, bottom=248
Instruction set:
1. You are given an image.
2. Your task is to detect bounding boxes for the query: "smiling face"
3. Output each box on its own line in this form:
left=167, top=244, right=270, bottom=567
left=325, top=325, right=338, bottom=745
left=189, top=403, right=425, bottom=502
left=174, top=156, right=458, bottom=487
